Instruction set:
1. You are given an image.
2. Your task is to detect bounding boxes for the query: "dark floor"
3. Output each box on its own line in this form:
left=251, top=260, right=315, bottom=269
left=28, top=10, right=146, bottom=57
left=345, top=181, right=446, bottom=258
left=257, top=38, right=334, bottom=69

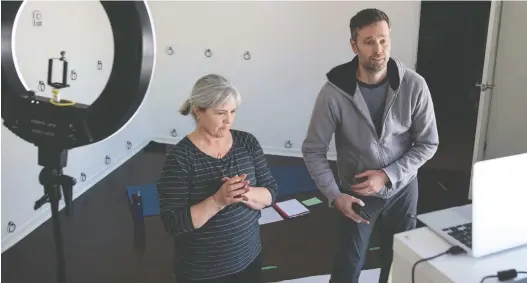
left=1, top=142, right=472, bottom=283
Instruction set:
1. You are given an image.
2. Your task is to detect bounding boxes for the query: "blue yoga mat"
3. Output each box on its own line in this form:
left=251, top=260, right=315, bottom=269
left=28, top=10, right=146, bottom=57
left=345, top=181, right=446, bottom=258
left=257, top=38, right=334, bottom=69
left=126, top=183, right=160, bottom=216
left=270, top=164, right=318, bottom=196
left=125, top=165, right=316, bottom=214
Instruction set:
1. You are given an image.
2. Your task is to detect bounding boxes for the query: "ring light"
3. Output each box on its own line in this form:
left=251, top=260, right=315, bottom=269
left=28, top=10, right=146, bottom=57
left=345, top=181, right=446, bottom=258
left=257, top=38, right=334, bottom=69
left=1, top=1, right=155, bottom=282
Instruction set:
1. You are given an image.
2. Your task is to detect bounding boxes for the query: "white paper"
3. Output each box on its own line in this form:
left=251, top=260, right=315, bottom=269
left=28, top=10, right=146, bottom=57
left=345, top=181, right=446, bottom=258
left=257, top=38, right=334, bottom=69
left=274, top=268, right=380, bottom=283
left=259, top=207, right=284, bottom=225
left=274, top=199, right=310, bottom=217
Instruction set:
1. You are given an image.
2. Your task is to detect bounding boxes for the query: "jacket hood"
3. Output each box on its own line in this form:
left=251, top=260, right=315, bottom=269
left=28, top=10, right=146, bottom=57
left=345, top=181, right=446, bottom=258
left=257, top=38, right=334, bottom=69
left=326, top=56, right=407, bottom=97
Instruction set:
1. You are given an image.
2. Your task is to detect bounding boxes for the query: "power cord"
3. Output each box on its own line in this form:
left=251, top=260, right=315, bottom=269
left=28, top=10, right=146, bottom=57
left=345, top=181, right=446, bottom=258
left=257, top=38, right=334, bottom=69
left=480, top=269, right=527, bottom=283
left=411, top=245, right=465, bottom=283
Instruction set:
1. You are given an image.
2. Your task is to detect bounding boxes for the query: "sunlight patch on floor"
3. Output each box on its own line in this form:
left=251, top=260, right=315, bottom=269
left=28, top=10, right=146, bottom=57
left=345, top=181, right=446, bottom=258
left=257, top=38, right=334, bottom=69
left=273, top=268, right=380, bottom=283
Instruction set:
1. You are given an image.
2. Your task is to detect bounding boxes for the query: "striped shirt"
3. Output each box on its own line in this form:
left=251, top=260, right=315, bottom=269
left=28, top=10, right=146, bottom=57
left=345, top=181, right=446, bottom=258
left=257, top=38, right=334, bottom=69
left=157, top=129, right=278, bottom=280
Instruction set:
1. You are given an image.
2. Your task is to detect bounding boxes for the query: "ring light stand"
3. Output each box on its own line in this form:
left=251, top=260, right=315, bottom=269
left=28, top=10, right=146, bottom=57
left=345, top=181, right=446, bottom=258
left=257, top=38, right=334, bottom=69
left=1, top=1, right=155, bottom=282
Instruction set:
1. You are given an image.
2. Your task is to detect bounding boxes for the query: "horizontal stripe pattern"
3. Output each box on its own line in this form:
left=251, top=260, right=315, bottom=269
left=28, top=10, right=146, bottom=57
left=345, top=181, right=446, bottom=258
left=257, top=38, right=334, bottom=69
left=157, top=129, right=278, bottom=280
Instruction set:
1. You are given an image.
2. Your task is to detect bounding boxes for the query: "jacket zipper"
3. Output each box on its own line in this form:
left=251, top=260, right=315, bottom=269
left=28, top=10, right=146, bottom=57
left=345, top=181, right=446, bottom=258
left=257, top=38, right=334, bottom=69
left=329, top=81, right=397, bottom=170
left=328, top=81, right=401, bottom=198
left=380, top=89, right=399, bottom=139
left=379, top=89, right=400, bottom=197
left=349, top=100, right=387, bottom=172
left=350, top=101, right=379, bottom=140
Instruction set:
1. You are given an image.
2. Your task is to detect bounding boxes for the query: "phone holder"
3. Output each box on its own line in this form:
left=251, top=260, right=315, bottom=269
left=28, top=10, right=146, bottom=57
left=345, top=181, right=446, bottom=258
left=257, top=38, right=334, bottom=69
left=1, top=1, right=155, bottom=282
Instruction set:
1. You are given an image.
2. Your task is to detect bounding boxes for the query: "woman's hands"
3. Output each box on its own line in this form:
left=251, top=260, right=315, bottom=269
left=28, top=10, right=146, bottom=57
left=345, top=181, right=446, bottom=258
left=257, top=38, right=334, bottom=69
left=218, top=174, right=272, bottom=210
left=190, top=174, right=251, bottom=230
left=213, top=174, right=250, bottom=208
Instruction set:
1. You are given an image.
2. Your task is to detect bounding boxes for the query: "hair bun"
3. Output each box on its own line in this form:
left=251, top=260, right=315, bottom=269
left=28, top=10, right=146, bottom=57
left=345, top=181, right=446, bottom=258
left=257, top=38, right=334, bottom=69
left=179, top=98, right=192, bottom=116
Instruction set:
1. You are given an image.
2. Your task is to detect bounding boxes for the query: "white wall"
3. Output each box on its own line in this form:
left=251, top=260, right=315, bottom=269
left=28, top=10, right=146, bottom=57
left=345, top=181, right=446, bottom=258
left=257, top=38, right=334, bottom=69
left=147, top=1, right=421, bottom=157
left=484, top=1, right=527, bottom=160
left=1, top=1, right=153, bottom=252
left=1, top=1, right=421, bottom=252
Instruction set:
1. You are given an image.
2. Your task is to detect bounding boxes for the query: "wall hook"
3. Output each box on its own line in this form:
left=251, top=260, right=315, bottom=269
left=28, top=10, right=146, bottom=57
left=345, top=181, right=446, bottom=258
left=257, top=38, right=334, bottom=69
left=204, top=49, right=212, bottom=58
left=97, top=60, right=103, bottom=70
left=166, top=46, right=174, bottom=55
left=70, top=70, right=77, bottom=80
left=80, top=173, right=87, bottom=182
left=171, top=129, right=178, bottom=137
left=244, top=51, right=251, bottom=60
left=38, top=81, right=45, bottom=92
left=284, top=140, right=292, bottom=148
left=127, top=141, right=132, bottom=150
left=32, top=10, right=42, bottom=27
left=7, top=221, right=16, bottom=233
left=105, top=155, right=111, bottom=165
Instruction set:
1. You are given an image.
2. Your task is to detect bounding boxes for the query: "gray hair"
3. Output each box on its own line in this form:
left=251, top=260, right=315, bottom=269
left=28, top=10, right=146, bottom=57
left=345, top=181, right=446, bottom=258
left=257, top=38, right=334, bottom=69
left=179, top=74, right=242, bottom=118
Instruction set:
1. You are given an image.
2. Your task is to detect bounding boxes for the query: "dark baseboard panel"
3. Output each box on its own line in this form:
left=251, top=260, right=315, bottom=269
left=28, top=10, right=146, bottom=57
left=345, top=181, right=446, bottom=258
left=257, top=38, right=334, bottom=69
left=143, top=141, right=167, bottom=153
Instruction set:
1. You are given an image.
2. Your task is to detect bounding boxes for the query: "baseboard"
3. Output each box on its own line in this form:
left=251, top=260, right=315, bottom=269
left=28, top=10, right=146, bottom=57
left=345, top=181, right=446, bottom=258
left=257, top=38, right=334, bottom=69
left=152, top=136, right=183, bottom=145
left=1, top=139, right=150, bottom=253
left=152, top=136, right=337, bottom=161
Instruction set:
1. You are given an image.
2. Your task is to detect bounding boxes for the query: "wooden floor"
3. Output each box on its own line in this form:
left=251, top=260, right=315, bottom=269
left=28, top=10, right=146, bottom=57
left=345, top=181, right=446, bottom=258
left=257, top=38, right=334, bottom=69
left=1, top=142, right=472, bottom=283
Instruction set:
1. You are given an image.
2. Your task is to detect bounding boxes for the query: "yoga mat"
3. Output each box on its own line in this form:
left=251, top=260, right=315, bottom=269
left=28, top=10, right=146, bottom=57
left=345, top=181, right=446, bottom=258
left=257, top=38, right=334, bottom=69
left=126, top=183, right=160, bottom=216
left=270, top=165, right=318, bottom=196
left=125, top=164, right=317, bottom=215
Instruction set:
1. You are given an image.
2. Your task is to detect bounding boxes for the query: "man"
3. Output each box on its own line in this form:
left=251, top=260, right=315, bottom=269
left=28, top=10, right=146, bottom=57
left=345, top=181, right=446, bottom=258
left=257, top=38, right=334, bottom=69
left=301, top=8, right=439, bottom=283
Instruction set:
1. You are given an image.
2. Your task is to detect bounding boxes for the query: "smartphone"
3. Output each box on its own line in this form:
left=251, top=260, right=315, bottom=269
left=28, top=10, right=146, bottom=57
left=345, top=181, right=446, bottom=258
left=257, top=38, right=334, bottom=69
left=352, top=203, right=371, bottom=221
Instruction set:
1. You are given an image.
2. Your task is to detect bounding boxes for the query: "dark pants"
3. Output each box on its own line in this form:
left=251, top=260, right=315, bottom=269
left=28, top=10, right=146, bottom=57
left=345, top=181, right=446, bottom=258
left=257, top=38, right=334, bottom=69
left=329, top=177, right=419, bottom=283
left=176, top=252, right=262, bottom=283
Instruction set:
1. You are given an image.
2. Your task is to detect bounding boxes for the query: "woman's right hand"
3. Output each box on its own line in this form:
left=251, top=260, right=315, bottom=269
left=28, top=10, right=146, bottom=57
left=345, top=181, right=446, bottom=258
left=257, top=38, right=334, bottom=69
left=213, top=174, right=250, bottom=207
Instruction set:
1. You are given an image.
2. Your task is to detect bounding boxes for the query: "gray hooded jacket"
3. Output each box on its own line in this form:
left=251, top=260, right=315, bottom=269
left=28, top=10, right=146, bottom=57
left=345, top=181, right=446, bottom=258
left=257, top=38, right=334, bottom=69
left=302, top=56, right=439, bottom=204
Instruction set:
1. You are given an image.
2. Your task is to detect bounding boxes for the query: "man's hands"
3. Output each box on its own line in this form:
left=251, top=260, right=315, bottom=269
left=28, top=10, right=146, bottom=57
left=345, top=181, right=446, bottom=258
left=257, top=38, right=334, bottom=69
left=334, top=194, right=370, bottom=224
left=333, top=170, right=389, bottom=224
left=212, top=174, right=250, bottom=208
left=351, top=170, right=389, bottom=196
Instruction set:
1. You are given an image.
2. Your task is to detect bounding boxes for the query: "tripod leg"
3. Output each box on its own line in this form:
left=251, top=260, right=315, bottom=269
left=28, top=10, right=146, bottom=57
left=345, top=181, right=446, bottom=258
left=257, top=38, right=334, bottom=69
left=49, top=183, right=67, bottom=283
left=36, top=149, right=72, bottom=283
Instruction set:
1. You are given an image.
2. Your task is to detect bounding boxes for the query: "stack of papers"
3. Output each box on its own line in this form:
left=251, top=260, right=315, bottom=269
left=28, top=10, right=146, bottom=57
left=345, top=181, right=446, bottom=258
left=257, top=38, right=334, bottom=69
left=273, top=199, right=310, bottom=219
left=259, top=207, right=284, bottom=225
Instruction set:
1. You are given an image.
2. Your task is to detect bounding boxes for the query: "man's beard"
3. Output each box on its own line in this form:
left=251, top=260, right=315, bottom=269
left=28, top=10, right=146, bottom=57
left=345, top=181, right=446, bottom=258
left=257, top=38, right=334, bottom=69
left=362, top=57, right=387, bottom=73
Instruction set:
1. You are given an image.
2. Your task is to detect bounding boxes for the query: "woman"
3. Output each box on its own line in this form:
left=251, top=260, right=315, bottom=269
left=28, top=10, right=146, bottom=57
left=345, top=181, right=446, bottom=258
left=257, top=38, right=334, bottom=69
left=157, top=74, right=278, bottom=283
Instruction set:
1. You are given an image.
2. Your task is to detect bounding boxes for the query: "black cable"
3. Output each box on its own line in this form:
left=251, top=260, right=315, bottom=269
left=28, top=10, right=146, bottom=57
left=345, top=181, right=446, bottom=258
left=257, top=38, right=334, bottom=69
left=480, top=270, right=527, bottom=283
left=411, top=246, right=465, bottom=283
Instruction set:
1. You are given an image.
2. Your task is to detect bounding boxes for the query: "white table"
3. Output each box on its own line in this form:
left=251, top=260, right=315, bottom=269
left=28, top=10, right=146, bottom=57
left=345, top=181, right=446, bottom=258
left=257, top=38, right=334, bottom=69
left=391, top=227, right=527, bottom=283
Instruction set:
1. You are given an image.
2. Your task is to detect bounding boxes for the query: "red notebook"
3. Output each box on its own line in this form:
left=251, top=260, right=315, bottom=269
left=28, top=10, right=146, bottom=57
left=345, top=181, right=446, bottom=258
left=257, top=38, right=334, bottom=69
left=272, top=199, right=310, bottom=219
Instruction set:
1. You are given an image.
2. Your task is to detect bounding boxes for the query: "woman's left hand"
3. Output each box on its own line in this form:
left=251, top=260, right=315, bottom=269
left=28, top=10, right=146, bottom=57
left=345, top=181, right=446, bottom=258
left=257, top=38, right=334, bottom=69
left=221, top=175, right=251, bottom=199
left=221, top=176, right=272, bottom=210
